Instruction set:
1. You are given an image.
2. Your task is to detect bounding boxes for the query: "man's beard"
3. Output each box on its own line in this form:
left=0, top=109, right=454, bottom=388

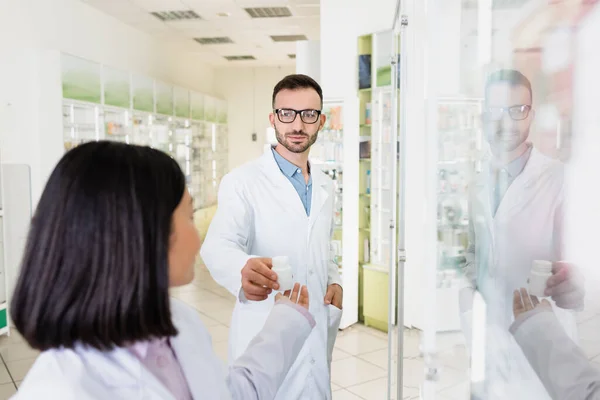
left=488, top=128, right=529, bottom=153
left=275, top=127, right=319, bottom=154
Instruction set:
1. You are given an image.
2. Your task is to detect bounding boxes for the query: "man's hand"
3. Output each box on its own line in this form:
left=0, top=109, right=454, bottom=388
left=276, top=283, right=310, bottom=310
left=241, top=258, right=279, bottom=301
left=513, top=288, right=552, bottom=319
left=324, top=284, right=343, bottom=309
left=545, top=261, right=585, bottom=310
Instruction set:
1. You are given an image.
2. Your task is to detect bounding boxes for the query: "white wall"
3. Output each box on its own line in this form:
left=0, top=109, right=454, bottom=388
left=0, top=0, right=216, bottom=206
left=320, top=0, right=397, bottom=99
left=214, top=66, right=295, bottom=170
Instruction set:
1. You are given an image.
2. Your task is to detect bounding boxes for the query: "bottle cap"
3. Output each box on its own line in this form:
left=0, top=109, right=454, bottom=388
left=272, top=256, right=289, bottom=269
left=532, top=260, right=552, bottom=274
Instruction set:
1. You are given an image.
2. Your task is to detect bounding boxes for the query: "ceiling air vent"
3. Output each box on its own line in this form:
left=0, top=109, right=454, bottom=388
left=244, top=7, right=292, bottom=18
left=225, top=55, right=256, bottom=61
left=151, top=10, right=201, bottom=21
left=288, top=54, right=296, bottom=59
left=462, top=0, right=530, bottom=9
left=194, top=37, right=234, bottom=45
left=271, top=35, right=308, bottom=42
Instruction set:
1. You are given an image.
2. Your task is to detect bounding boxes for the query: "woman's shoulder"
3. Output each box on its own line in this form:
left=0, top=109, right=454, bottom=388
left=14, top=350, right=83, bottom=399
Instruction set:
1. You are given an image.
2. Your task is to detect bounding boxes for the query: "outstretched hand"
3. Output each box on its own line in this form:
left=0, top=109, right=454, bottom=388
left=276, top=283, right=309, bottom=310
left=513, top=288, right=552, bottom=319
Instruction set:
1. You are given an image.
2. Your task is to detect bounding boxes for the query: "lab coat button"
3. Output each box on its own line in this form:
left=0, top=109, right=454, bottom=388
left=309, top=269, right=314, bottom=275
left=310, top=358, right=316, bottom=365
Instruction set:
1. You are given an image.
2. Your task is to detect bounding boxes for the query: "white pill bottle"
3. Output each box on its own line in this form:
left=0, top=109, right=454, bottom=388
left=528, top=260, right=553, bottom=297
left=272, top=256, right=294, bottom=292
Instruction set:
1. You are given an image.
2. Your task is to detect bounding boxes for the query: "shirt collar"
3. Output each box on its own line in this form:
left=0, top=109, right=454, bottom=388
left=491, top=143, right=533, bottom=178
left=272, top=147, right=304, bottom=178
left=129, top=337, right=169, bottom=360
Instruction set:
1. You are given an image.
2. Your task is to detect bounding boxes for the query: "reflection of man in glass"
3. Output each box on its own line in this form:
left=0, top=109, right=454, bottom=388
left=460, top=69, right=580, bottom=399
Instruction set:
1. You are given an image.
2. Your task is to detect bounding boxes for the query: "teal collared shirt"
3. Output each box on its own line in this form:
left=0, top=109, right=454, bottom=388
left=272, top=148, right=312, bottom=216
left=490, top=144, right=533, bottom=215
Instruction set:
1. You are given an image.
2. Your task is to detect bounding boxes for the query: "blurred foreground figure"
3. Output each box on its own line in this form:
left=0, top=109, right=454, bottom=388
left=10, top=141, right=314, bottom=400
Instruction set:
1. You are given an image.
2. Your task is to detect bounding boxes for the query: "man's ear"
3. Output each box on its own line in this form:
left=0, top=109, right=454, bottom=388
left=269, top=112, right=276, bottom=128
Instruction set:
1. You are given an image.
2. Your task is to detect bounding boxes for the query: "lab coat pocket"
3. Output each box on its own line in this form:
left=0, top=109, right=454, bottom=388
left=327, top=304, right=343, bottom=366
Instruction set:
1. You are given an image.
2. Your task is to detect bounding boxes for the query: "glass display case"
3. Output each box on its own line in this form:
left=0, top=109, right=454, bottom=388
left=310, top=101, right=344, bottom=276
left=436, top=99, right=483, bottom=286
left=131, top=112, right=153, bottom=147
left=62, top=101, right=101, bottom=151
left=171, top=118, right=193, bottom=186
left=369, top=88, right=394, bottom=269
left=103, top=106, right=131, bottom=144
left=150, top=114, right=172, bottom=155
left=60, top=61, right=230, bottom=216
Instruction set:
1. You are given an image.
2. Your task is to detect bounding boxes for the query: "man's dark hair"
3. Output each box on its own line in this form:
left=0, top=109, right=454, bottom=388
left=11, top=141, right=186, bottom=351
left=485, top=69, right=533, bottom=104
left=272, top=74, right=323, bottom=108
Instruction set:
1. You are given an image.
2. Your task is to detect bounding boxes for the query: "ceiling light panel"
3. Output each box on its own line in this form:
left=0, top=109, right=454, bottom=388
left=244, top=7, right=292, bottom=18
left=194, top=37, right=234, bottom=45
left=271, top=35, right=308, bottom=42
left=462, top=0, right=530, bottom=8
left=151, top=10, right=201, bottom=21
left=225, top=55, right=256, bottom=61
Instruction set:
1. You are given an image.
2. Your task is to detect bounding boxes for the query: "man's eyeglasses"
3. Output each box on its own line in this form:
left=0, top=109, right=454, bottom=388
left=483, top=105, right=532, bottom=121
left=274, top=108, right=322, bottom=124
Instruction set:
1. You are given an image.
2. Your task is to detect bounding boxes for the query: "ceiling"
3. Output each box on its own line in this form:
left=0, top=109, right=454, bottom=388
left=81, top=0, right=319, bottom=67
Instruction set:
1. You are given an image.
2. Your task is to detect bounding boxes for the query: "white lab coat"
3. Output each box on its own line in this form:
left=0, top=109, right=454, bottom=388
left=13, top=298, right=314, bottom=400
left=461, top=147, right=577, bottom=399
left=512, top=310, right=600, bottom=400
left=200, top=148, right=343, bottom=400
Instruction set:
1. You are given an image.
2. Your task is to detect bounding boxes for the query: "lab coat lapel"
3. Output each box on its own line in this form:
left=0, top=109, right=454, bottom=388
left=495, top=149, right=542, bottom=221
left=259, top=147, right=308, bottom=219
left=474, top=171, right=494, bottom=241
left=309, top=170, right=330, bottom=231
left=170, top=307, right=223, bottom=399
left=86, top=345, right=175, bottom=399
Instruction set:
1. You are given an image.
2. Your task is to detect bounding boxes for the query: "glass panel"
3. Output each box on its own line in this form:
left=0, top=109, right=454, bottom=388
left=417, top=0, right=600, bottom=398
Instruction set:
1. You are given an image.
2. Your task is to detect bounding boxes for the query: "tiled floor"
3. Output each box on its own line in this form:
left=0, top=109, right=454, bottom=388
left=3, top=263, right=600, bottom=399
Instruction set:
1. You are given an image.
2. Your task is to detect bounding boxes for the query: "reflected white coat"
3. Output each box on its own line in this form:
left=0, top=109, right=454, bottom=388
left=462, top=148, right=577, bottom=398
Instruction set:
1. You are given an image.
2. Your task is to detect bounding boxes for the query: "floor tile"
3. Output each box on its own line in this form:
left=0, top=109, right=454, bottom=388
left=400, top=358, right=425, bottom=388
left=172, top=289, right=224, bottom=305
left=346, top=377, right=391, bottom=400
left=206, top=324, right=230, bottom=343
left=6, top=357, right=37, bottom=381
left=358, top=349, right=390, bottom=370
left=331, top=357, right=386, bottom=388
left=212, top=340, right=229, bottom=366
left=209, top=287, right=235, bottom=299
left=0, top=365, right=11, bottom=385
left=0, top=383, right=16, bottom=399
left=0, top=342, right=40, bottom=362
left=334, top=330, right=388, bottom=356
left=438, top=381, right=470, bottom=399
left=169, top=283, right=202, bottom=295
left=196, top=311, right=222, bottom=327
left=345, top=378, right=421, bottom=400
left=332, top=348, right=353, bottom=362
left=331, top=382, right=342, bottom=391
left=438, top=345, right=469, bottom=372
left=14, top=381, right=21, bottom=389
left=332, top=389, right=364, bottom=400
left=0, top=332, right=25, bottom=349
